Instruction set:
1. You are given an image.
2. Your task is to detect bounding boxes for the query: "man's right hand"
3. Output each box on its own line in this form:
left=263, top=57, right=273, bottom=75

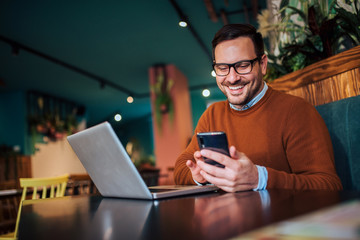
left=186, top=151, right=207, bottom=184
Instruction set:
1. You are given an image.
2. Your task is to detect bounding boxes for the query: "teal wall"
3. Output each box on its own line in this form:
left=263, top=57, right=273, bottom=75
left=0, top=91, right=27, bottom=154
left=112, top=115, right=154, bottom=156
left=0, top=90, right=87, bottom=155
left=190, top=86, right=225, bottom=129
left=0, top=90, right=153, bottom=157
left=107, top=87, right=225, bottom=165
left=0, top=87, right=225, bottom=157
left=108, top=87, right=225, bottom=164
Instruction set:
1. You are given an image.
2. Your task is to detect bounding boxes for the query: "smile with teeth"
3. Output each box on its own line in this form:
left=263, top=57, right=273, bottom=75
left=228, top=85, right=244, bottom=90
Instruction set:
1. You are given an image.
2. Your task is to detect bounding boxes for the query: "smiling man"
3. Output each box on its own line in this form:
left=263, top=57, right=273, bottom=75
left=174, top=24, right=342, bottom=192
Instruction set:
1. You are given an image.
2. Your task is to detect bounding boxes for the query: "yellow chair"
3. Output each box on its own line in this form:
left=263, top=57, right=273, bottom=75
left=0, top=174, right=69, bottom=240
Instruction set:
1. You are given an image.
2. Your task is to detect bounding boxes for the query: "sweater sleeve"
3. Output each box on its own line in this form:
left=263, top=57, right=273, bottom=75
left=174, top=108, right=211, bottom=185
left=174, top=135, right=197, bottom=185
left=266, top=98, right=343, bottom=190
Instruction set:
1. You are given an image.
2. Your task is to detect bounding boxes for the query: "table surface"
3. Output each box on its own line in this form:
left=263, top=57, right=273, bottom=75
left=18, top=189, right=360, bottom=240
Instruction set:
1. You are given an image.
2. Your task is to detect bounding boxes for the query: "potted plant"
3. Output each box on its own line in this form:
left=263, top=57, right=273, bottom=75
left=258, top=0, right=359, bottom=82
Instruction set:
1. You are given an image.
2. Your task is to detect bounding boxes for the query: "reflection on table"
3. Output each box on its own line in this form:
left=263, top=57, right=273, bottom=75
left=18, top=189, right=360, bottom=240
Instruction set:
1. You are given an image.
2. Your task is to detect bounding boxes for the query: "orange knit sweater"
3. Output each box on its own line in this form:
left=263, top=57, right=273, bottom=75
left=174, top=87, right=343, bottom=190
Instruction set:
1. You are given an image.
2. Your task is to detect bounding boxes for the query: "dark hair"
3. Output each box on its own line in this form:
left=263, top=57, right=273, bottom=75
left=212, top=24, right=264, bottom=61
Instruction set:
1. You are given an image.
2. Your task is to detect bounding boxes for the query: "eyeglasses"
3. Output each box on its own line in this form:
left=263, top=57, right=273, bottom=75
left=212, top=57, right=260, bottom=76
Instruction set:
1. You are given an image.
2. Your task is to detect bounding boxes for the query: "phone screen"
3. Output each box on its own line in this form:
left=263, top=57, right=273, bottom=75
left=196, top=132, right=229, bottom=168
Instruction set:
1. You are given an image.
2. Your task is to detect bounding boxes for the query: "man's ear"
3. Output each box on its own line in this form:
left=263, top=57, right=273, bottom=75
left=260, top=54, right=268, bottom=76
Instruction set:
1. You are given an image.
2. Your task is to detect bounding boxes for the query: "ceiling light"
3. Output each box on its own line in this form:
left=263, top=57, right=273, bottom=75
left=127, top=96, right=134, bottom=103
left=211, top=70, right=216, bottom=77
left=114, top=114, right=122, bottom=122
left=179, top=21, right=187, bottom=27
left=202, top=89, right=210, bottom=97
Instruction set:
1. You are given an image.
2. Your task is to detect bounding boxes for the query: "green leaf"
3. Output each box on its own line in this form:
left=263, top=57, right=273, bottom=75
left=279, top=0, right=289, bottom=19
left=280, top=0, right=289, bottom=10
left=286, top=6, right=307, bottom=22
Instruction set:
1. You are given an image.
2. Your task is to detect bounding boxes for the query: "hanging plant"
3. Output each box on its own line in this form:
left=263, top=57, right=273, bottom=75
left=150, top=65, right=174, bottom=133
left=27, top=92, right=84, bottom=154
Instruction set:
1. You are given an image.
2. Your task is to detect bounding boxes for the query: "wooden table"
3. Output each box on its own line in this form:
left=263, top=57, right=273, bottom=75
left=18, top=189, right=360, bottom=240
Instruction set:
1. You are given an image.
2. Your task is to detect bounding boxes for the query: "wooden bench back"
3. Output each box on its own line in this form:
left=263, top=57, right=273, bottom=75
left=269, top=45, right=360, bottom=105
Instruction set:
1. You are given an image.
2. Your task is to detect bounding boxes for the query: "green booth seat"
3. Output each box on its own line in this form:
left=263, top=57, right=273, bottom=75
left=316, top=95, right=360, bottom=190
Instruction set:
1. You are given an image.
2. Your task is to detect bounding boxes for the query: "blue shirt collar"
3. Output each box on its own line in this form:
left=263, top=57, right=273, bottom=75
left=229, top=82, right=268, bottom=111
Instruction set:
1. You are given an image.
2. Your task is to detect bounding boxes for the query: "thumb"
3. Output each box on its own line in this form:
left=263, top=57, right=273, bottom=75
left=186, top=160, right=196, bottom=170
left=229, top=146, right=239, bottom=159
left=187, top=160, right=201, bottom=175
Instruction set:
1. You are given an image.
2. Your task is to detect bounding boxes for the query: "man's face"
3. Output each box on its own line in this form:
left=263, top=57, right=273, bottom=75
left=214, top=37, right=267, bottom=108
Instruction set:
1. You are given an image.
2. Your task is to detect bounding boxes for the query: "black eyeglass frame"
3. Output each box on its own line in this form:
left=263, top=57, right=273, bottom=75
left=212, top=57, right=260, bottom=76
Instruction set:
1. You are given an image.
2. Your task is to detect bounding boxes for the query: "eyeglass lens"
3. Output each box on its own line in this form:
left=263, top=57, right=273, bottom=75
left=214, top=58, right=258, bottom=76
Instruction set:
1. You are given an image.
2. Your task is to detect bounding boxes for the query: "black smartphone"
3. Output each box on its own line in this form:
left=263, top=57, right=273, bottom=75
left=196, top=132, right=230, bottom=168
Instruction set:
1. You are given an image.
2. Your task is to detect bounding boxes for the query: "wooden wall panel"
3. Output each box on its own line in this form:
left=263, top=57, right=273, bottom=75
left=269, top=46, right=360, bottom=106
left=287, top=88, right=306, bottom=101
left=348, top=68, right=360, bottom=94
left=0, top=156, right=31, bottom=190
left=269, top=45, right=360, bottom=92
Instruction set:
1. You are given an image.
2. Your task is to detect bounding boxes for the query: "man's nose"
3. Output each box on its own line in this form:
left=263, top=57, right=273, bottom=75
left=226, top=66, right=240, bottom=83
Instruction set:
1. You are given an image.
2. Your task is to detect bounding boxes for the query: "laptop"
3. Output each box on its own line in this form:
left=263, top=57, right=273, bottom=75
left=67, top=121, right=218, bottom=200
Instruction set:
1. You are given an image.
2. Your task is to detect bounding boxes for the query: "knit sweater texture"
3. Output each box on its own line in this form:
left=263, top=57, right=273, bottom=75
left=174, top=87, right=343, bottom=190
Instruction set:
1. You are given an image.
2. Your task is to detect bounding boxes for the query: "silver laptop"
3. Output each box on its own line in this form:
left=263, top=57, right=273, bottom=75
left=67, top=121, right=218, bottom=200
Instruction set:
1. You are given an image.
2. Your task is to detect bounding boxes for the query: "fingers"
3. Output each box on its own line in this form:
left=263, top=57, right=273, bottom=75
left=199, top=168, right=230, bottom=185
left=186, top=159, right=207, bottom=184
left=194, top=150, right=203, bottom=160
left=197, top=160, right=227, bottom=179
left=201, top=147, right=247, bottom=168
left=200, top=149, right=234, bottom=167
left=197, top=148, right=238, bottom=179
left=197, top=148, right=259, bottom=192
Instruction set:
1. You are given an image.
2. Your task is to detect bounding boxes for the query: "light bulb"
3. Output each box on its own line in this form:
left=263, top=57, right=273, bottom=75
left=202, top=89, right=210, bottom=97
left=179, top=21, right=187, bottom=27
left=127, top=96, right=134, bottom=103
left=211, top=70, right=216, bottom=77
left=114, top=114, right=122, bottom=122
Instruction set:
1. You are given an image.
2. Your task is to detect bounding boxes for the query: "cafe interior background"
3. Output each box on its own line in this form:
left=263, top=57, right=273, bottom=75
left=1, top=0, right=359, bottom=188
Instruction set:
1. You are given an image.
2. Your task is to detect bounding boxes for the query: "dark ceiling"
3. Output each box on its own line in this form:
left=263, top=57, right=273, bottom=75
left=0, top=0, right=265, bottom=126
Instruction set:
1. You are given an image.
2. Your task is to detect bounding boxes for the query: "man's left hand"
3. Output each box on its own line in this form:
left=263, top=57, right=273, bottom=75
left=197, top=146, right=259, bottom=192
